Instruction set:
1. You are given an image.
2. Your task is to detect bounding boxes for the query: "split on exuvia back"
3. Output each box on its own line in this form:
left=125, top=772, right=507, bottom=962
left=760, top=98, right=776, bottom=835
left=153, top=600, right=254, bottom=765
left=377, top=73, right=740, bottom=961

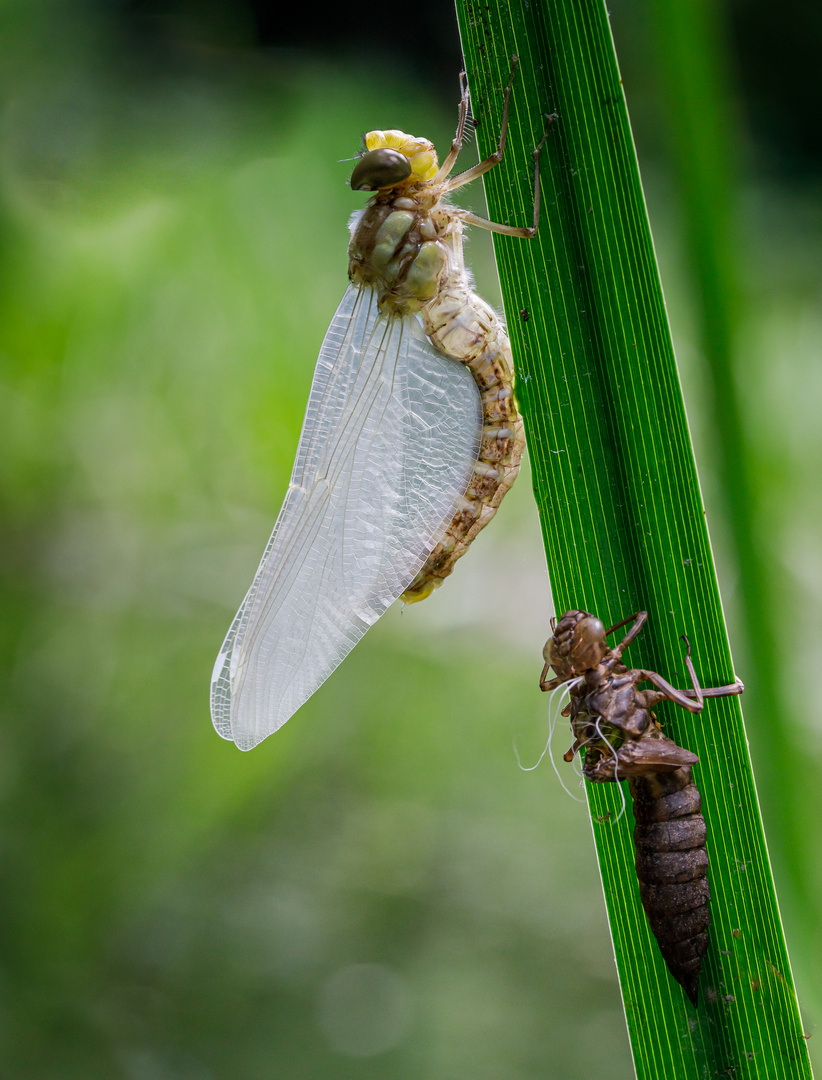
left=541, top=609, right=744, bottom=1005
left=211, top=63, right=554, bottom=750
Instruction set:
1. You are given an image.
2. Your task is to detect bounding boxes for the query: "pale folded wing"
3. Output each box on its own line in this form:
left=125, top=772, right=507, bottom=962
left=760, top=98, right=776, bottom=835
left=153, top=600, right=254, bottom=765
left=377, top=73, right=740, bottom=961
left=211, top=284, right=482, bottom=750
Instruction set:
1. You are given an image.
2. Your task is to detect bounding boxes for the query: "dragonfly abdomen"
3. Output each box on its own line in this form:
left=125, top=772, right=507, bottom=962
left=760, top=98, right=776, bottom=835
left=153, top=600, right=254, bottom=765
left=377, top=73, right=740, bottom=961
left=401, top=273, right=524, bottom=602
left=629, top=767, right=711, bottom=1006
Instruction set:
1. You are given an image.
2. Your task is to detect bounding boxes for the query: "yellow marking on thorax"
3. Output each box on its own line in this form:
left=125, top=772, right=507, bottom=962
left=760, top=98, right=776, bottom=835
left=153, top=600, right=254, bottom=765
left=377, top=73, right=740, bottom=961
left=364, top=129, right=438, bottom=182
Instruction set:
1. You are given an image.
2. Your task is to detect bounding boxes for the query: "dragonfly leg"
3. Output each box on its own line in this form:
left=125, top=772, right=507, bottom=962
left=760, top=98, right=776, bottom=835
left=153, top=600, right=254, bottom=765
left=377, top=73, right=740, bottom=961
left=604, top=610, right=646, bottom=640
left=674, top=679, right=745, bottom=700
left=433, top=71, right=472, bottom=183
left=539, top=661, right=557, bottom=691
left=452, top=110, right=557, bottom=238
left=564, top=738, right=584, bottom=762
left=444, top=57, right=519, bottom=190
left=657, top=636, right=744, bottom=710
left=636, top=638, right=707, bottom=714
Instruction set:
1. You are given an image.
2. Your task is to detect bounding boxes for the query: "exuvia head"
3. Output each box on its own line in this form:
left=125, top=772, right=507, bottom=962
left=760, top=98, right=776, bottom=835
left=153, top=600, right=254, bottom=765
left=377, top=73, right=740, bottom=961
left=350, top=129, right=438, bottom=191
left=543, top=610, right=609, bottom=678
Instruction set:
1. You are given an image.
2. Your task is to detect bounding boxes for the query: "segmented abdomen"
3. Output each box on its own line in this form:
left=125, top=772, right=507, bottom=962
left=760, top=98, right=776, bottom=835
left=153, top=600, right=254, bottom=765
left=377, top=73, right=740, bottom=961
left=401, top=274, right=524, bottom=602
left=629, top=766, right=710, bottom=1006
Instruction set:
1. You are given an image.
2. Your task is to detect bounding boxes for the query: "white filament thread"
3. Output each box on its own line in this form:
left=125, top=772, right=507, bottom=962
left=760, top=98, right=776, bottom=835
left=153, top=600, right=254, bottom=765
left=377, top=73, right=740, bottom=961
left=515, top=676, right=585, bottom=802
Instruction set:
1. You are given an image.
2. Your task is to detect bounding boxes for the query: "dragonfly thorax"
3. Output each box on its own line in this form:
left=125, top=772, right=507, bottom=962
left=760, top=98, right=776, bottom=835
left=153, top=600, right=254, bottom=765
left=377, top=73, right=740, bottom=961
left=347, top=128, right=452, bottom=314
left=348, top=197, right=452, bottom=315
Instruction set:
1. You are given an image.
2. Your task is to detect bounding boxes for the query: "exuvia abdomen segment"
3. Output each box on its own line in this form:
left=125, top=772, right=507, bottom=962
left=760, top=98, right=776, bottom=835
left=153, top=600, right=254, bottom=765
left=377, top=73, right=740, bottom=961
left=630, top=767, right=711, bottom=1004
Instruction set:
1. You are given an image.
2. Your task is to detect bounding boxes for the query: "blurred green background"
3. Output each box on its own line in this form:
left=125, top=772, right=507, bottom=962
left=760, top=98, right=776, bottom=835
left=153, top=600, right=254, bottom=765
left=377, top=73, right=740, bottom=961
left=0, top=2, right=818, bottom=1077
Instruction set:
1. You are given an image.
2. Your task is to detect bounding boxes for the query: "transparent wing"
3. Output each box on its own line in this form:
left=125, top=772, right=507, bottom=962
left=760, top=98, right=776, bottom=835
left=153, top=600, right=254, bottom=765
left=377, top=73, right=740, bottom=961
left=211, top=284, right=481, bottom=750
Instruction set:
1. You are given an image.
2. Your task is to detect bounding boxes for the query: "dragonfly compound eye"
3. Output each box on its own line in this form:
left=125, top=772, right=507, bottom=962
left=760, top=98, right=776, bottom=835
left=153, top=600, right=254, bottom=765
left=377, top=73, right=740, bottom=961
left=351, top=148, right=413, bottom=191
left=570, top=615, right=608, bottom=669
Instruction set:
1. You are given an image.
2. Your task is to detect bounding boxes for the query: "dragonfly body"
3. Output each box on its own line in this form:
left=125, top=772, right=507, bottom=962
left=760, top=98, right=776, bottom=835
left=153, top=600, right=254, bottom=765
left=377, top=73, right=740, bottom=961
left=348, top=129, right=524, bottom=601
left=212, top=67, right=548, bottom=749
left=541, top=609, right=743, bottom=1005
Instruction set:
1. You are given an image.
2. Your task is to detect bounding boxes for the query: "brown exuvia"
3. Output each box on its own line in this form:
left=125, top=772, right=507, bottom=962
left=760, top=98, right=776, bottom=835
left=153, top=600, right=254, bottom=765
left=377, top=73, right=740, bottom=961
left=540, top=610, right=743, bottom=1005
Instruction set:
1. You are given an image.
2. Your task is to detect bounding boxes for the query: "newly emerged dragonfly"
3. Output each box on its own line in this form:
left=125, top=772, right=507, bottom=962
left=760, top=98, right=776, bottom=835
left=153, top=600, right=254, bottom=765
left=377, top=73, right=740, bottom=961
left=212, top=64, right=552, bottom=749
left=541, top=610, right=744, bottom=1005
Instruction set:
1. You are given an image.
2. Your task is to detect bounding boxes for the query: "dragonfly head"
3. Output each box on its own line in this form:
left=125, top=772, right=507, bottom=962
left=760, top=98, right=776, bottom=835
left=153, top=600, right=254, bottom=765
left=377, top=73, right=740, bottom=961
left=351, top=129, right=438, bottom=191
left=544, top=610, right=609, bottom=678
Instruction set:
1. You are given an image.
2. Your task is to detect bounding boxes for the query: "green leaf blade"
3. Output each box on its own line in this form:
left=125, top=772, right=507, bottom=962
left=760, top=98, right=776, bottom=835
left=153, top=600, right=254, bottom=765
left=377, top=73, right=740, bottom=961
left=456, top=1, right=813, bottom=1077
